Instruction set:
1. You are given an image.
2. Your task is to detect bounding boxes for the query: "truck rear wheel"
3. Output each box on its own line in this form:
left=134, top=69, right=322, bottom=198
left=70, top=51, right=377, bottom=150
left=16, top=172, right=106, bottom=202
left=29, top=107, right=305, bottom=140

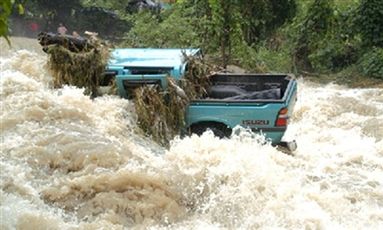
left=190, top=122, right=232, bottom=139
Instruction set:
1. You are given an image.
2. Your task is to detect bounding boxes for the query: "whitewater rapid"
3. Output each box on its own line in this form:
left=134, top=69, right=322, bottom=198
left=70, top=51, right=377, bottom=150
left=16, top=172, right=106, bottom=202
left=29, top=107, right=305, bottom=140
left=1, top=38, right=382, bottom=229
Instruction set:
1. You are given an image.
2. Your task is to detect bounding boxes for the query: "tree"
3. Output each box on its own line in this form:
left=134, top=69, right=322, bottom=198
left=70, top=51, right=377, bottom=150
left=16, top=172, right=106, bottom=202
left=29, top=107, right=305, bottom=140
left=293, top=0, right=334, bottom=70
left=239, top=0, right=296, bottom=44
left=355, top=0, right=383, bottom=47
left=207, top=0, right=243, bottom=67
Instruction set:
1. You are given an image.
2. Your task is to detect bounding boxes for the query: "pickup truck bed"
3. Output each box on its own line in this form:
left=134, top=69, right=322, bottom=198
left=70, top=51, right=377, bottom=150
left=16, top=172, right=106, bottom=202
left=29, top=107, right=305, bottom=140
left=187, top=73, right=297, bottom=146
left=202, top=74, right=291, bottom=101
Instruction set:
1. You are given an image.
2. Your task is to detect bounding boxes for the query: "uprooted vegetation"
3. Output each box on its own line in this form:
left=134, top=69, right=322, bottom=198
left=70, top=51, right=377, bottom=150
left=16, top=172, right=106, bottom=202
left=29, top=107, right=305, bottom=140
left=39, top=33, right=112, bottom=97
left=134, top=55, right=220, bottom=146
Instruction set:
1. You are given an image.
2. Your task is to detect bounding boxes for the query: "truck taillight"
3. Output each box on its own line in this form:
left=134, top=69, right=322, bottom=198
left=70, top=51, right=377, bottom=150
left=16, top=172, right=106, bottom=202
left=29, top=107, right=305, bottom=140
left=275, top=108, right=288, bottom=126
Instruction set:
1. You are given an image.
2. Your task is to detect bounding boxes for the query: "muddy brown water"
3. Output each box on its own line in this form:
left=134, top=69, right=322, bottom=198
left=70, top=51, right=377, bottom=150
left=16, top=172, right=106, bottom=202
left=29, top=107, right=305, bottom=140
left=1, top=37, right=383, bottom=229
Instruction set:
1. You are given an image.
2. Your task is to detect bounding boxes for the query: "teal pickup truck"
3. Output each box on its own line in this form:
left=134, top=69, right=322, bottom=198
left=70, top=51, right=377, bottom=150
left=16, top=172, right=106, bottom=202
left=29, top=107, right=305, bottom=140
left=105, top=48, right=298, bottom=151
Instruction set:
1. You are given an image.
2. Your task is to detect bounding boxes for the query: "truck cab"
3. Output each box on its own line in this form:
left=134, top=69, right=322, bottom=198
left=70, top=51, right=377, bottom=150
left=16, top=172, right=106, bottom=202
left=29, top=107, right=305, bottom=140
left=105, top=48, right=201, bottom=98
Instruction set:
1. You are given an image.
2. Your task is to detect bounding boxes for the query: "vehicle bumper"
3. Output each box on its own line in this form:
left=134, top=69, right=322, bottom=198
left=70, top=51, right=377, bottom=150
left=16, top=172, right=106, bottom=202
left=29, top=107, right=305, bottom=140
left=251, top=127, right=285, bottom=144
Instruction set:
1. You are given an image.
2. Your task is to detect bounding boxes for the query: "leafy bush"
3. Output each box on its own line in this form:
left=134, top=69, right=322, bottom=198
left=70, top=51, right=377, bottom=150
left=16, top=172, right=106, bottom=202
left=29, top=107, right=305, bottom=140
left=308, top=34, right=359, bottom=71
left=358, top=47, right=383, bottom=79
left=354, top=0, right=383, bottom=47
left=293, top=0, right=335, bottom=70
left=122, top=7, right=202, bottom=49
left=253, top=44, right=292, bottom=73
left=122, top=0, right=297, bottom=69
left=1, top=0, right=23, bottom=44
left=290, top=0, right=365, bottom=72
left=237, top=0, right=296, bottom=44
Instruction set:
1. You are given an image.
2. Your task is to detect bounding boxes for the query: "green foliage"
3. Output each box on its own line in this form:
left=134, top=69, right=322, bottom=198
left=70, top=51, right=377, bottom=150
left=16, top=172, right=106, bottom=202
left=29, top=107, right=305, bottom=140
left=289, top=0, right=367, bottom=73
left=197, top=0, right=296, bottom=67
left=293, top=0, right=335, bottom=70
left=0, top=0, right=13, bottom=44
left=230, top=38, right=292, bottom=73
left=1, top=0, right=25, bottom=44
left=255, top=45, right=293, bottom=73
left=354, top=0, right=383, bottom=47
left=240, top=0, right=296, bottom=44
left=122, top=0, right=297, bottom=69
left=81, top=0, right=125, bottom=11
left=358, top=47, right=383, bottom=79
left=122, top=6, right=201, bottom=48
left=307, top=4, right=361, bottom=72
left=206, top=0, right=243, bottom=67
left=5, top=0, right=382, bottom=82
left=308, top=37, right=359, bottom=71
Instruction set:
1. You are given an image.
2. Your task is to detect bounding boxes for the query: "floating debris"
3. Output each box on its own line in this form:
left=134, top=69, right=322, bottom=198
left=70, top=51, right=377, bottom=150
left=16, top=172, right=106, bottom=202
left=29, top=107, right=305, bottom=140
left=134, top=54, right=219, bottom=146
left=38, top=32, right=111, bottom=97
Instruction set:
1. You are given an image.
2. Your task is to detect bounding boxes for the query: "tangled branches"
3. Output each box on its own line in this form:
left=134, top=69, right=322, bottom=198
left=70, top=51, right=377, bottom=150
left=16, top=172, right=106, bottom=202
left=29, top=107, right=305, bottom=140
left=39, top=32, right=110, bottom=97
left=134, top=54, right=219, bottom=146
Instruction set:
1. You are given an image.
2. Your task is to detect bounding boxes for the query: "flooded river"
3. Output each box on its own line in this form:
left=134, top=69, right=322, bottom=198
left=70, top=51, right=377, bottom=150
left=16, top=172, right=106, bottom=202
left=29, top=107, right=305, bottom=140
left=1, top=37, right=383, bottom=229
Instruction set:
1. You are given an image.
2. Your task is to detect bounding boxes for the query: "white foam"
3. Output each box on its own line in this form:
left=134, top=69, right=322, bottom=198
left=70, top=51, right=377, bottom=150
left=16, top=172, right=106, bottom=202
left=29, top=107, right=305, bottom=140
left=1, top=41, right=383, bottom=229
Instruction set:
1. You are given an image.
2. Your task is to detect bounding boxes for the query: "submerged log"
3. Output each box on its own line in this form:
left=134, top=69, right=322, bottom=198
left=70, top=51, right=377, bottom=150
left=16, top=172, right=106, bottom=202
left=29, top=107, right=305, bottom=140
left=38, top=32, right=94, bottom=53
